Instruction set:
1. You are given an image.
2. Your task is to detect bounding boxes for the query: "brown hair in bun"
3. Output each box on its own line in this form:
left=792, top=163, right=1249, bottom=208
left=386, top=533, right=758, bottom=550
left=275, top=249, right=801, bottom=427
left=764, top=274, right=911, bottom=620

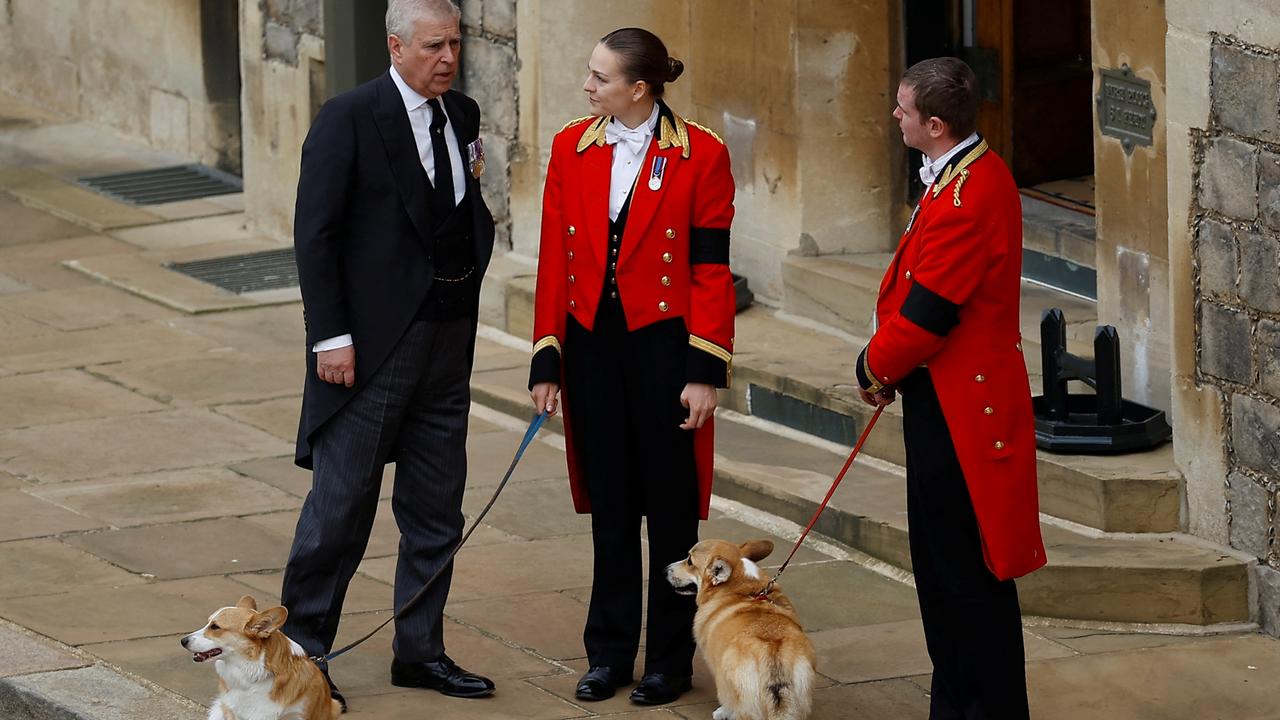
left=600, top=27, right=682, bottom=98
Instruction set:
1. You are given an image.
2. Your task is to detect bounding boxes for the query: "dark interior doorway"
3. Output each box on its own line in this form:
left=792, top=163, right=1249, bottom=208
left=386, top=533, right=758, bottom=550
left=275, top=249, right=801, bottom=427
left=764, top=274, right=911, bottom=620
left=903, top=0, right=1094, bottom=196
left=200, top=0, right=242, bottom=175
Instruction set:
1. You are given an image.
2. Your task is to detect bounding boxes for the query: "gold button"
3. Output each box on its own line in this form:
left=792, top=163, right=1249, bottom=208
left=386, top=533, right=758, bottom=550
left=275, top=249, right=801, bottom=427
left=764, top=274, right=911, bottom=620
left=658, top=301, right=669, bottom=312
left=611, top=248, right=618, bottom=256
left=611, top=234, right=618, bottom=242
left=568, top=274, right=575, bottom=284
left=567, top=250, right=574, bottom=260
left=665, top=228, right=676, bottom=239
left=661, top=275, right=671, bottom=286
left=568, top=225, right=576, bottom=236
left=569, top=300, right=576, bottom=309
left=610, top=262, right=616, bottom=270
left=662, top=252, right=673, bottom=263
left=905, top=270, right=912, bottom=279
left=994, top=440, right=1005, bottom=450
left=610, top=277, right=616, bottom=284
left=975, top=374, right=985, bottom=382
left=610, top=291, right=618, bottom=299
left=1016, top=341, right=1023, bottom=352
left=984, top=407, right=994, bottom=415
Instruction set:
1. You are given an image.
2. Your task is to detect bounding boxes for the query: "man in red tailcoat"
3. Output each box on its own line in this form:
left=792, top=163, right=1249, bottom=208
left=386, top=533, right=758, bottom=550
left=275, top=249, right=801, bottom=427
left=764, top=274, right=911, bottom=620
left=855, top=57, right=1046, bottom=718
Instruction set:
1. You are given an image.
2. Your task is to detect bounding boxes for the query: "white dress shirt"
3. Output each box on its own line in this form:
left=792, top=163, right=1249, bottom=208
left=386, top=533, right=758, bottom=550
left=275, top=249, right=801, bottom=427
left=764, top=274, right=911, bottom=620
left=606, top=103, right=660, bottom=222
left=313, top=66, right=469, bottom=353
left=919, top=132, right=980, bottom=187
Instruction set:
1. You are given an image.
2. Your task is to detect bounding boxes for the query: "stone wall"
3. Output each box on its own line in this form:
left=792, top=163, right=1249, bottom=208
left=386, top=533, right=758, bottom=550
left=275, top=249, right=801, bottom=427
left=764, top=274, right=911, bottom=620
left=460, top=0, right=517, bottom=253
left=0, top=0, right=240, bottom=172
left=1167, top=0, right=1280, bottom=632
left=238, top=0, right=326, bottom=241
left=507, top=1, right=900, bottom=301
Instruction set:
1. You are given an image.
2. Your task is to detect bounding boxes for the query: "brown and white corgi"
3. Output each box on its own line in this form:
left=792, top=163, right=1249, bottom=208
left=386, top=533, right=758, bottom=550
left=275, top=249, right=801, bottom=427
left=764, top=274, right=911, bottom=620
left=666, top=539, right=816, bottom=720
left=181, top=595, right=341, bottom=720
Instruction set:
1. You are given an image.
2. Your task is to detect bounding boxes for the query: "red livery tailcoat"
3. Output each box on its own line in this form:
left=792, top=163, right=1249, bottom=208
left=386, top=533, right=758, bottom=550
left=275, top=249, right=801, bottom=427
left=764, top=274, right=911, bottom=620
left=856, top=139, right=1046, bottom=581
left=532, top=105, right=736, bottom=519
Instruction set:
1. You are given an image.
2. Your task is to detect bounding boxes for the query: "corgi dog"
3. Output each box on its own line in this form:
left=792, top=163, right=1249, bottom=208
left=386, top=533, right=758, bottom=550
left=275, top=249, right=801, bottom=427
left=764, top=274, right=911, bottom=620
left=666, top=539, right=816, bottom=720
left=181, top=595, right=342, bottom=720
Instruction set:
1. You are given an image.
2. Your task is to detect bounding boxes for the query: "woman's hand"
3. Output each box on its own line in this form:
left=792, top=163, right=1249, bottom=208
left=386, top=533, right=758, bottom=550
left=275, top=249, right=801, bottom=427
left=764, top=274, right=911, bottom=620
left=531, top=382, right=560, bottom=416
left=858, top=386, right=897, bottom=407
left=680, top=383, right=718, bottom=430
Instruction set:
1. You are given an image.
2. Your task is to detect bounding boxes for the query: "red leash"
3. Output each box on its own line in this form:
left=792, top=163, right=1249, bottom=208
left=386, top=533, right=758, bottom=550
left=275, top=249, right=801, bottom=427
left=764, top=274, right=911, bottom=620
left=754, top=405, right=885, bottom=600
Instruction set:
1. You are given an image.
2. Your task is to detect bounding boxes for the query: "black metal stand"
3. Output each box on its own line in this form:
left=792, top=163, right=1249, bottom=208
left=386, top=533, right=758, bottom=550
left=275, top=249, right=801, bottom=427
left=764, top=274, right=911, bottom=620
left=732, top=273, right=754, bottom=313
left=1031, top=308, right=1171, bottom=453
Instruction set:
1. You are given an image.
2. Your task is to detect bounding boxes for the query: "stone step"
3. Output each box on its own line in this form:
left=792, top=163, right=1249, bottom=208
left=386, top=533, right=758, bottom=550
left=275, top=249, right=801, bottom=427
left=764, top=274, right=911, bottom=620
left=499, top=273, right=1182, bottom=533
left=467, top=335, right=1250, bottom=626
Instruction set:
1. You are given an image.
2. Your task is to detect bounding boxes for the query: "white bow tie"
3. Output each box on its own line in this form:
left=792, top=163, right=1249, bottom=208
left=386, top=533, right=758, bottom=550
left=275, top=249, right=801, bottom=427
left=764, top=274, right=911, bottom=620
left=605, top=121, right=652, bottom=154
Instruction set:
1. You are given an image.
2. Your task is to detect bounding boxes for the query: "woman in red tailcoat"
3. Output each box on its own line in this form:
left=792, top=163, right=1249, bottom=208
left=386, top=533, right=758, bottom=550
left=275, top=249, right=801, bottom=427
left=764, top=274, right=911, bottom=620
left=527, top=28, right=735, bottom=707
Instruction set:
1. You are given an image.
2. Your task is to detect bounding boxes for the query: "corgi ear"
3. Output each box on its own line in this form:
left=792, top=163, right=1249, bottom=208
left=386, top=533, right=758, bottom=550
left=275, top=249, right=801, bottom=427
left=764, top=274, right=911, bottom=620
left=709, top=557, right=732, bottom=586
left=236, top=595, right=258, bottom=611
left=740, top=539, right=774, bottom=562
left=247, top=606, right=288, bottom=638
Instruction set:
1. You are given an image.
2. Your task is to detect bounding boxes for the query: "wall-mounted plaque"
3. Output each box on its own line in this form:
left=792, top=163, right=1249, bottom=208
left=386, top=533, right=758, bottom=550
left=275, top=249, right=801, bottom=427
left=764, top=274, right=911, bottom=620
left=1096, top=64, right=1156, bottom=154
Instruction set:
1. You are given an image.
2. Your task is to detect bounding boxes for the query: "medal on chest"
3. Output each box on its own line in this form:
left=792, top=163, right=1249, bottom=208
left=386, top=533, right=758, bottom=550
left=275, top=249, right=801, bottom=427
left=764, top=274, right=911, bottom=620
left=466, top=138, right=486, bottom=179
left=648, top=156, right=666, bottom=191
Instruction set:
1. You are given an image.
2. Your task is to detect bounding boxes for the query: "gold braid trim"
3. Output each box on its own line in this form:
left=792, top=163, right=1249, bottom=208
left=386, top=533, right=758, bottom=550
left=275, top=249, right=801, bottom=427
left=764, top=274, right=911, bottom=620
left=560, top=115, right=593, bottom=132
left=931, top=139, right=988, bottom=198
left=861, top=351, right=886, bottom=394
left=953, top=168, right=970, bottom=207
left=532, top=335, right=562, bottom=355
left=683, top=119, right=724, bottom=145
left=689, top=335, right=734, bottom=387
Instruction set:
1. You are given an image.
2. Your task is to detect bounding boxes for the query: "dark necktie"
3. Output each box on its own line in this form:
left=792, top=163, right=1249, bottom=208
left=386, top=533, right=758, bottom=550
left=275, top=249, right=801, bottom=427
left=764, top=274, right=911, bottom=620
left=426, top=97, right=456, bottom=220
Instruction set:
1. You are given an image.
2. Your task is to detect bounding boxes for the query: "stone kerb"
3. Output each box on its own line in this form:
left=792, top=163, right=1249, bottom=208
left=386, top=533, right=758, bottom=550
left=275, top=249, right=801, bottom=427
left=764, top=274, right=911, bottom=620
left=1193, top=33, right=1280, bottom=604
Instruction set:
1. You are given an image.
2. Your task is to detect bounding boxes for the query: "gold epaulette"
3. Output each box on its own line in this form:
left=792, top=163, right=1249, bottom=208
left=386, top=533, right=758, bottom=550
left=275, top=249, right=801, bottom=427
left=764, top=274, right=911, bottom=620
left=575, top=115, right=610, bottom=153
left=560, top=115, right=593, bottom=132
left=683, top=119, right=725, bottom=145
left=656, top=115, right=691, bottom=159
left=931, top=139, right=988, bottom=205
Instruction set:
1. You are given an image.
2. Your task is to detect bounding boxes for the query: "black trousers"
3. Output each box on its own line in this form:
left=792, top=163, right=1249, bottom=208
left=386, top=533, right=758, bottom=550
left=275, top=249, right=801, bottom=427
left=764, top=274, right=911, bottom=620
left=900, top=369, right=1029, bottom=720
left=563, top=305, right=699, bottom=676
left=281, top=317, right=474, bottom=663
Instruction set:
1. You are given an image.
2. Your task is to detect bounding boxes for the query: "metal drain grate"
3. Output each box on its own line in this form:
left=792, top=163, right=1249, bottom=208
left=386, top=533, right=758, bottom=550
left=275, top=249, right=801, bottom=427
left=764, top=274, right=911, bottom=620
left=78, top=164, right=243, bottom=205
left=167, top=248, right=298, bottom=294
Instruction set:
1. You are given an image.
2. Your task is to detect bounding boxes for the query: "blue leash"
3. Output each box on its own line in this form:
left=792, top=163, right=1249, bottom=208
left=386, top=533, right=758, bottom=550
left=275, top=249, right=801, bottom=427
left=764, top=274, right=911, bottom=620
left=317, top=411, right=548, bottom=664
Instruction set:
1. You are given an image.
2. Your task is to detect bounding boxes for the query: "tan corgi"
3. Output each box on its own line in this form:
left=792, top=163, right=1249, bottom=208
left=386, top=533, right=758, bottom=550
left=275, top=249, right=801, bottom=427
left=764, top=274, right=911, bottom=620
left=181, top=595, right=342, bottom=720
left=666, top=539, right=816, bottom=720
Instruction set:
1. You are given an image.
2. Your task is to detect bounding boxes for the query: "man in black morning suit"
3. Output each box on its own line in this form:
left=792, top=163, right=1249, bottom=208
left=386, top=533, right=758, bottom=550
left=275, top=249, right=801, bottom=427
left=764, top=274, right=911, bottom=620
left=281, top=0, right=495, bottom=707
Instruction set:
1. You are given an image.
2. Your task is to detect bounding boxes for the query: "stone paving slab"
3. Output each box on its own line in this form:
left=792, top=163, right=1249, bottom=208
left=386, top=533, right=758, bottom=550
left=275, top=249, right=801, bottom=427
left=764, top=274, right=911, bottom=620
left=62, top=517, right=292, bottom=580
left=227, top=570, right=395, bottom=615
left=0, top=234, right=136, bottom=290
left=108, top=212, right=253, bottom=251
left=0, top=538, right=146, bottom=599
left=0, top=166, right=162, bottom=231
left=0, top=663, right=206, bottom=720
left=213, top=395, right=301, bottom=439
left=0, top=306, right=53, bottom=338
left=92, top=348, right=302, bottom=405
left=0, top=192, right=89, bottom=247
left=0, top=575, right=275, bottom=646
left=0, top=489, right=105, bottom=541
left=0, top=272, right=34, bottom=295
left=0, top=320, right=221, bottom=375
left=66, top=251, right=267, bottom=314
left=229, top=455, right=397, bottom=500
left=0, top=369, right=165, bottom=430
left=0, top=407, right=293, bottom=483
left=0, top=284, right=177, bottom=331
left=28, top=467, right=300, bottom=528
left=0, top=623, right=91, bottom=678
left=80, top=634, right=219, bottom=706
left=1026, top=634, right=1280, bottom=718
left=462, top=477, right=591, bottom=539
left=448, top=590, right=589, bottom=661
left=143, top=195, right=243, bottom=224
left=167, top=302, right=305, bottom=355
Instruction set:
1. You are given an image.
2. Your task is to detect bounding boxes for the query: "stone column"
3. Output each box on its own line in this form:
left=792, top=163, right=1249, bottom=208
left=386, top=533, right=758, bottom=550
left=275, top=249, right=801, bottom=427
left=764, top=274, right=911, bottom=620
left=1091, top=0, right=1170, bottom=413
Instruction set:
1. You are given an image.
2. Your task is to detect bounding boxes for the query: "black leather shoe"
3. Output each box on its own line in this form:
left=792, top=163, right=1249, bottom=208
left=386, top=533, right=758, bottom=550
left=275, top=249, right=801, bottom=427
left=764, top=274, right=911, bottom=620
left=629, top=672, right=691, bottom=705
left=574, top=666, right=633, bottom=701
left=390, top=654, right=495, bottom=698
left=318, top=667, right=347, bottom=713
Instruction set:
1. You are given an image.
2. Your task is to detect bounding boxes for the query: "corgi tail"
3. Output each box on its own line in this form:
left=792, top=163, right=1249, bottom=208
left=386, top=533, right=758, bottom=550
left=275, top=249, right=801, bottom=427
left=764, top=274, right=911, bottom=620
left=765, top=655, right=815, bottom=720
